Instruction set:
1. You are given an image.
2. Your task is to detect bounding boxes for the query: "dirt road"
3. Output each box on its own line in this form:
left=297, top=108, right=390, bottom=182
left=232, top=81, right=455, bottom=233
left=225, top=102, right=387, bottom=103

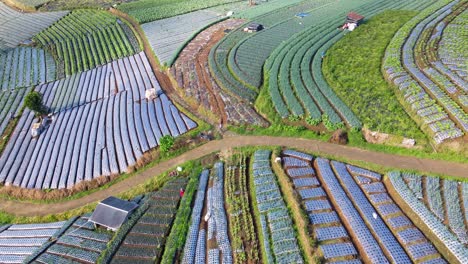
left=1, top=135, right=467, bottom=217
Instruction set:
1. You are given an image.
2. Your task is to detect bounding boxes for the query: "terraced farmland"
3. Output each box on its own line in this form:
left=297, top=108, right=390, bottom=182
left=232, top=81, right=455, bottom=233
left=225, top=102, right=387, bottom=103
left=0, top=52, right=197, bottom=190
left=209, top=0, right=435, bottom=130
left=181, top=163, right=233, bottom=264
left=389, top=171, right=468, bottom=263
left=225, top=154, right=261, bottom=263
left=34, top=215, right=113, bottom=264
left=117, top=0, right=239, bottom=23
left=172, top=19, right=267, bottom=126
left=0, top=2, right=67, bottom=52
left=34, top=10, right=141, bottom=77
left=0, top=47, right=56, bottom=90
left=252, top=150, right=303, bottom=263
left=384, top=0, right=468, bottom=144
left=438, top=9, right=468, bottom=81
left=0, top=221, right=67, bottom=264
left=110, top=178, right=187, bottom=263
left=281, top=150, right=446, bottom=263
left=264, top=0, right=435, bottom=127
left=142, top=9, right=222, bottom=66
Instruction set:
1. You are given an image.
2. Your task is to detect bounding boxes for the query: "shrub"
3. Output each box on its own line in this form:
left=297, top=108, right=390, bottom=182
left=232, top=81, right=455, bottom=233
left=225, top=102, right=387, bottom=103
left=24, top=91, right=47, bottom=117
left=160, top=135, right=175, bottom=153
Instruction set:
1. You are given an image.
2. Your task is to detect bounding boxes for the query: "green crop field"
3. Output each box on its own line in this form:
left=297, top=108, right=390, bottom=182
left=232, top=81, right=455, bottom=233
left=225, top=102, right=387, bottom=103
left=117, top=0, right=242, bottom=23
left=1, top=0, right=468, bottom=263
left=34, top=10, right=140, bottom=76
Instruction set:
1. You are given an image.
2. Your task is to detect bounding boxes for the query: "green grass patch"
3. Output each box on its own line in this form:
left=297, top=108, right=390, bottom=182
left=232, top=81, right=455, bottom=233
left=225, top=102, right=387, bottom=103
left=322, top=10, right=424, bottom=139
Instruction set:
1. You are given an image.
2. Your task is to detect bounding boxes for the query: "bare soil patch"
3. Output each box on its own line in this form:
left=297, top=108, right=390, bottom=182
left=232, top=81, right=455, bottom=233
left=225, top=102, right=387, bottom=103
left=171, top=19, right=268, bottom=127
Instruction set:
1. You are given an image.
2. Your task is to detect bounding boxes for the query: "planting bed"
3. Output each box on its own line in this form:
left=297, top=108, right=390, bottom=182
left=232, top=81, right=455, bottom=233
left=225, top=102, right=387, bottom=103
left=110, top=178, right=187, bottom=263
left=0, top=47, right=55, bottom=90
left=438, top=9, right=468, bottom=81
left=225, top=154, right=261, bottom=263
left=280, top=149, right=445, bottom=263
left=34, top=10, right=141, bottom=77
left=0, top=2, right=67, bottom=52
left=389, top=171, right=468, bottom=263
left=383, top=0, right=467, bottom=144
left=0, top=52, right=197, bottom=190
left=142, top=9, right=222, bottom=66
left=182, top=163, right=233, bottom=264
left=252, top=150, right=303, bottom=263
left=172, top=19, right=267, bottom=126
left=0, top=221, right=66, bottom=264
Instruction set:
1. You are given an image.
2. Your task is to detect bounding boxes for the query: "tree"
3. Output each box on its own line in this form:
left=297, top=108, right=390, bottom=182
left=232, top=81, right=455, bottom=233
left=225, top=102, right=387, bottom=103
left=24, top=91, right=47, bottom=119
left=160, top=135, right=175, bottom=153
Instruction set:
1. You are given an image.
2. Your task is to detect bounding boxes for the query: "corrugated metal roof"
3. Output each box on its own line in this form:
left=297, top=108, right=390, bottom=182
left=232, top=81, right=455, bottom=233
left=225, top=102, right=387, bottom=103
left=89, top=197, right=139, bottom=231
left=347, top=12, right=364, bottom=21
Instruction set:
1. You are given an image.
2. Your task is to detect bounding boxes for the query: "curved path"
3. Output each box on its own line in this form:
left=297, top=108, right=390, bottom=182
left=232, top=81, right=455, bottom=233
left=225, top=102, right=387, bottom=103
left=1, top=135, right=467, bottom=217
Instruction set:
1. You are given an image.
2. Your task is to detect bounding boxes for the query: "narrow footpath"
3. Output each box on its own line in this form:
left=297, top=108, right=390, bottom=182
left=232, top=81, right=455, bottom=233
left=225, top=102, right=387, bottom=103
left=1, top=135, right=467, bottom=217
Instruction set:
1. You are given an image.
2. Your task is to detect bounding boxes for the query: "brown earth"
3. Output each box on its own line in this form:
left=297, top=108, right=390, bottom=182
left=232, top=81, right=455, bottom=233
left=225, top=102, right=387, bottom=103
left=1, top=135, right=467, bottom=217
left=171, top=19, right=268, bottom=127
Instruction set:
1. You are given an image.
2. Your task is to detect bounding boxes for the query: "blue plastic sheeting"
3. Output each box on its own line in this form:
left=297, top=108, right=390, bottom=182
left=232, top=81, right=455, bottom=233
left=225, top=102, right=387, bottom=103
left=377, top=203, right=401, bottom=217
left=397, top=228, right=425, bottom=244
left=304, top=199, right=332, bottom=212
left=283, top=150, right=313, bottom=161
left=407, top=242, right=438, bottom=260
left=316, top=226, right=348, bottom=241
left=299, top=187, right=326, bottom=200
left=387, top=215, right=412, bottom=229
left=309, top=212, right=340, bottom=225
left=361, top=182, right=386, bottom=193
left=283, top=157, right=310, bottom=168
left=320, top=243, right=357, bottom=259
left=346, top=165, right=381, bottom=181
left=293, top=177, right=319, bottom=188
left=369, top=193, right=391, bottom=204
left=286, top=167, right=316, bottom=177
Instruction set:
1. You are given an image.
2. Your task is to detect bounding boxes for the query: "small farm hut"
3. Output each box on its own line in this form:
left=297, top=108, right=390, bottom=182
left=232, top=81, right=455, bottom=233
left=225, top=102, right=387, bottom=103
left=90, top=196, right=139, bottom=231
left=342, top=12, right=364, bottom=31
left=244, top=23, right=263, bottom=32
left=346, top=12, right=364, bottom=25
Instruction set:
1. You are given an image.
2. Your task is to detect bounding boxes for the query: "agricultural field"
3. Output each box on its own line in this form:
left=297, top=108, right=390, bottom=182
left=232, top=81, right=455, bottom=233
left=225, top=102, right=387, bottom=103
left=110, top=178, right=187, bottom=263
left=225, top=154, right=261, bottom=263
left=171, top=19, right=267, bottom=126
left=0, top=88, right=28, bottom=136
left=0, top=221, right=68, bottom=263
left=0, top=47, right=56, bottom=90
left=389, top=171, right=468, bottom=262
left=117, top=0, right=241, bottom=23
left=181, top=163, right=233, bottom=263
left=0, top=52, right=197, bottom=189
left=34, top=214, right=114, bottom=263
left=209, top=0, right=435, bottom=131
left=438, top=9, right=468, bottom=80
left=34, top=10, right=141, bottom=77
left=280, top=149, right=446, bottom=263
left=142, top=9, right=222, bottom=66
left=383, top=0, right=468, bottom=144
left=2, top=150, right=461, bottom=263
left=0, top=147, right=466, bottom=263
left=251, top=150, right=303, bottom=263
left=0, top=0, right=467, bottom=263
left=0, top=2, right=67, bottom=52
left=6, top=0, right=50, bottom=9
left=323, top=11, right=426, bottom=139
